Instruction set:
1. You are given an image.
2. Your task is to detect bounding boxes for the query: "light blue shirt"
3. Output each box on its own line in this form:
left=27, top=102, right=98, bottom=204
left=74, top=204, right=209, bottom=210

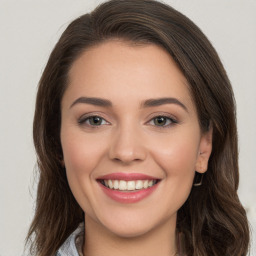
left=56, top=223, right=84, bottom=256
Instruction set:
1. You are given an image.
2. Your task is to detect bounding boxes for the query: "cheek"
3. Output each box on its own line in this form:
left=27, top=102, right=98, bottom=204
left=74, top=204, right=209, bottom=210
left=61, top=130, right=105, bottom=173
left=60, top=130, right=106, bottom=207
left=151, top=130, right=200, bottom=173
left=149, top=130, right=200, bottom=205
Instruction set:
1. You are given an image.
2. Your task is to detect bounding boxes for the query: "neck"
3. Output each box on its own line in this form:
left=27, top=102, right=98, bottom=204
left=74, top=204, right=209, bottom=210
left=83, top=215, right=177, bottom=256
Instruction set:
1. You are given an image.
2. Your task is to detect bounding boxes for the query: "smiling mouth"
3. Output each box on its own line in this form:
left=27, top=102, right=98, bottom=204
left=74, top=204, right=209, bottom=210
left=98, top=179, right=160, bottom=192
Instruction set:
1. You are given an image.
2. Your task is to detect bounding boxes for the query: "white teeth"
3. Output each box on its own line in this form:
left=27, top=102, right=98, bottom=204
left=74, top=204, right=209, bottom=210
left=119, top=180, right=127, bottom=190
left=102, top=179, right=157, bottom=191
left=127, top=181, right=135, bottom=190
left=143, top=180, right=149, bottom=188
left=113, top=180, right=119, bottom=189
left=108, top=180, right=114, bottom=189
left=135, top=180, right=143, bottom=189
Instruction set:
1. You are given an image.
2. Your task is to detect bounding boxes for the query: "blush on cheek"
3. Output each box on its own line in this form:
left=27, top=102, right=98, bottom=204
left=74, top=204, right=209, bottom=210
left=154, top=143, right=198, bottom=173
left=62, top=132, right=104, bottom=170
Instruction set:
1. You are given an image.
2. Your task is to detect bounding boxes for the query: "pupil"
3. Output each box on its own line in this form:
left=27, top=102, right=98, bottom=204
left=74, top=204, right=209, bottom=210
left=155, top=117, right=166, bottom=126
left=90, top=116, right=102, bottom=125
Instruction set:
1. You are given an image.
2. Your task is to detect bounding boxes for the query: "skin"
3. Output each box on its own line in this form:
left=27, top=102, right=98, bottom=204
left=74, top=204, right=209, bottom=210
left=60, top=40, right=212, bottom=256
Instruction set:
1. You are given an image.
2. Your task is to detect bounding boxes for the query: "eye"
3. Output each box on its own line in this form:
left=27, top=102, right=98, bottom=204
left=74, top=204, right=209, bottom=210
left=78, top=115, right=109, bottom=126
left=149, top=116, right=177, bottom=127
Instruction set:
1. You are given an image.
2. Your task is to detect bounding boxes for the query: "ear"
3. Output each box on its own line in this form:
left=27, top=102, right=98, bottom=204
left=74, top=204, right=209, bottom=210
left=195, top=125, right=213, bottom=173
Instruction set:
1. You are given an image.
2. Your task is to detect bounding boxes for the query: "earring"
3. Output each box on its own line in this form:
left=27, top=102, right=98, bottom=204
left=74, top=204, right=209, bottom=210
left=193, top=172, right=204, bottom=187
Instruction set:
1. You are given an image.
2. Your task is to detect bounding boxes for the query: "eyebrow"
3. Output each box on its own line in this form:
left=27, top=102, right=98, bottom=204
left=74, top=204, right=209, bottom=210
left=70, top=96, right=188, bottom=112
left=142, top=97, right=188, bottom=112
left=70, top=97, right=112, bottom=108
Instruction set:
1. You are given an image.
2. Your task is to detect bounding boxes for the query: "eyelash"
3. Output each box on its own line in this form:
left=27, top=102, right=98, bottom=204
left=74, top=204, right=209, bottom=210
left=78, top=114, right=178, bottom=128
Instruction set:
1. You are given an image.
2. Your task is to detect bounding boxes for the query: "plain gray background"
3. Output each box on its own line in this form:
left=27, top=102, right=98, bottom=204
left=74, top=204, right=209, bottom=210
left=0, top=0, right=255, bottom=255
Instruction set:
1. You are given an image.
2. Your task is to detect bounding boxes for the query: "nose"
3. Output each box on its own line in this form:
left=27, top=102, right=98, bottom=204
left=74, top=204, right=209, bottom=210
left=108, top=125, right=147, bottom=164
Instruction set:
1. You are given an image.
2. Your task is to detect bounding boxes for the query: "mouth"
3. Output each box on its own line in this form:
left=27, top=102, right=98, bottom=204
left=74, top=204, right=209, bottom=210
left=96, top=173, right=161, bottom=203
left=98, top=179, right=160, bottom=192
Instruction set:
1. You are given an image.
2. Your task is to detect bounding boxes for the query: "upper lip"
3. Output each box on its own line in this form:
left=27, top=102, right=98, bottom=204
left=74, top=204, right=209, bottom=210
left=97, top=172, right=160, bottom=181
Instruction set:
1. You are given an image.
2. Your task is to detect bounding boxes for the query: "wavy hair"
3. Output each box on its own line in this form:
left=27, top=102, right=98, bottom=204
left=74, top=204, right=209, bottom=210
left=26, top=0, right=250, bottom=255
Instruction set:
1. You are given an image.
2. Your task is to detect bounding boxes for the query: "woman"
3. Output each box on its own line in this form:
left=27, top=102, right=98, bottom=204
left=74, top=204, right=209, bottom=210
left=26, top=0, right=250, bottom=255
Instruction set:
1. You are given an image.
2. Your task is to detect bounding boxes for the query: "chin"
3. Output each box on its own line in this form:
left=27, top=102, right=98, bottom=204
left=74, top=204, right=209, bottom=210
left=104, top=222, right=155, bottom=239
left=93, top=207, right=176, bottom=239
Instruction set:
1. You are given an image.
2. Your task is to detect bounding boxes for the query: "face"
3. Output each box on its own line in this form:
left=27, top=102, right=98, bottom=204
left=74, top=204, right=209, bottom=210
left=60, top=40, right=212, bottom=238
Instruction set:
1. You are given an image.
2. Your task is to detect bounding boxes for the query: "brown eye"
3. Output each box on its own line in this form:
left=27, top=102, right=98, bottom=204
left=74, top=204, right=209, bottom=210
left=154, top=116, right=168, bottom=126
left=88, top=116, right=103, bottom=126
left=78, top=115, right=109, bottom=126
left=149, top=115, right=177, bottom=127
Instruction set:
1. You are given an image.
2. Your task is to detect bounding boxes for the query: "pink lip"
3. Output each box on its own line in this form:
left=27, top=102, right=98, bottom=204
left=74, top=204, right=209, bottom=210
left=98, top=182, right=159, bottom=203
left=97, top=172, right=158, bottom=181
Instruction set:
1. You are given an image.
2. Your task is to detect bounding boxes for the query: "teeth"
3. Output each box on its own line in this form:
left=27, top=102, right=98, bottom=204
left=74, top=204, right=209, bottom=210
left=108, top=180, right=114, bottom=189
left=135, top=180, right=143, bottom=190
left=119, top=180, right=127, bottom=190
left=102, top=179, right=157, bottom=191
left=113, top=180, right=119, bottom=189
left=127, top=181, right=135, bottom=190
left=143, top=180, right=149, bottom=188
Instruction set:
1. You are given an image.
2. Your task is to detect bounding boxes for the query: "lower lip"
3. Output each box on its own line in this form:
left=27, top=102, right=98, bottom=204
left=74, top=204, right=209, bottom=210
left=98, top=182, right=159, bottom=203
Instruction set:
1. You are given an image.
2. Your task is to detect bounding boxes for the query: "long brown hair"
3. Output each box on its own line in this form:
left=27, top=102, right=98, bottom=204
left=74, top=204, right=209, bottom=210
left=26, top=0, right=250, bottom=255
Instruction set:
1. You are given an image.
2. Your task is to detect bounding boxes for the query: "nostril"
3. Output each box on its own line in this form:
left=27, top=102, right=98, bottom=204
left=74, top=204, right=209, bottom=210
left=112, top=157, right=143, bottom=164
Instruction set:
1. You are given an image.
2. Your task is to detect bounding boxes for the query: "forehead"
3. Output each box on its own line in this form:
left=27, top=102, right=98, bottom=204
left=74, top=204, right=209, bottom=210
left=64, top=40, right=196, bottom=112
